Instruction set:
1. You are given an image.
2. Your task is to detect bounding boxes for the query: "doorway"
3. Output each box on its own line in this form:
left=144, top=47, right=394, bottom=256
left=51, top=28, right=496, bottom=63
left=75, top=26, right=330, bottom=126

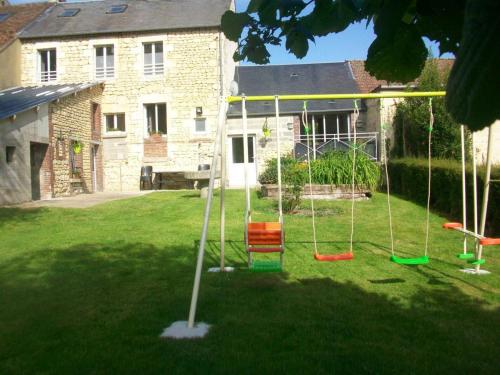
left=228, top=135, right=257, bottom=187
left=30, top=143, right=48, bottom=201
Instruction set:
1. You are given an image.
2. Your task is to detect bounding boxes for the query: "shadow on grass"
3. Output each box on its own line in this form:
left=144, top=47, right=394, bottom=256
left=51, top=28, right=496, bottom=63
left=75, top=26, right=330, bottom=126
left=0, top=207, right=51, bottom=227
left=0, top=241, right=499, bottom=374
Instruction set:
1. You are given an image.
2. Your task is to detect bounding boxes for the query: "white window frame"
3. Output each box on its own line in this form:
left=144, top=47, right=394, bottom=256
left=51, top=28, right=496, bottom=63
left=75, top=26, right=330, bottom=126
left=95, top=45, right=115, bottom=79
left=144, top=103, right=167, bottom=136
left=38, top=48, right=57, bottom=82
left=194, top=117, right=208, bottom=135
left=105, top=113, right=126, bottom=133
left=143, top=42, right=164, bottom=76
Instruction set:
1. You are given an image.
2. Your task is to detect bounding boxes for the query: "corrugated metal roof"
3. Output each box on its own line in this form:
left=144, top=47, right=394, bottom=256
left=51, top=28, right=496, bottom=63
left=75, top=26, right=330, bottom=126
left=0, top=83, right=101, bottom=120
left=20, top=0, right=231, bottom=39
left=227, top=62, right=362, bottom=117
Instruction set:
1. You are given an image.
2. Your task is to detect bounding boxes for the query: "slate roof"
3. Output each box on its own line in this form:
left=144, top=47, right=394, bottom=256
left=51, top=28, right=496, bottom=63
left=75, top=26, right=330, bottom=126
left=0, top=2, right=51, bottom=50
left=227, top=62, right=361, bottom=117
left=0, top=83, right=101, bottom=121
left=20, top=0, right=231, bottom=39
left=349, top=59, right=454, bottom=93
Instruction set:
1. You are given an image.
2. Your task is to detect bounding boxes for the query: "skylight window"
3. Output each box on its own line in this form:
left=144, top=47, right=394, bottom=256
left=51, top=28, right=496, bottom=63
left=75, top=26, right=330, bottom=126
left=107, top=4, right=128, bottom=14
left=59, top=8, right=80, bottom=17
left=0, top=13, right=10, bottom=22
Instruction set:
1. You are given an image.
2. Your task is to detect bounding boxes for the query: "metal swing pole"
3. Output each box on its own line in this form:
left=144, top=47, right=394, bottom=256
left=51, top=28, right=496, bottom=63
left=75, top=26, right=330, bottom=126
left=220, top=102, right=227, bottom=271
left=460, top=125, right=468, bottom=255
left=187, top=98, right=226, bottom=329
left=476, top=125, right=495, bottom=272
left=242, top=96, right=251, bottom=266
left=275, top=96, right=284, bottom=267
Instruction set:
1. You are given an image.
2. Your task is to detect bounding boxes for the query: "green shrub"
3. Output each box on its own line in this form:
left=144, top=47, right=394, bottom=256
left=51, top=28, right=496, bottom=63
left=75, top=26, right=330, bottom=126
left=311, top=151, right=381, bottom=189
left=258, top=151, right=381, bottom=190
left=282, top=162, right=308, bottom=213
left=258, top=156, right=297, bottom=185
left=387, top=158, right=500, bottom=235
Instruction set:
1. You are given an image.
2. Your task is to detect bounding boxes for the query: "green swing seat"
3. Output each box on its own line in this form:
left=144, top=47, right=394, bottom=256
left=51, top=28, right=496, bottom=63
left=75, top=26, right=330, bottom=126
left=467, top=258, right=485, bottom=266
left=390, top=255, right=429, bottom=265
left=250, top=260, right=282, bottom=272
left=457, top=253, right=475, bottom=260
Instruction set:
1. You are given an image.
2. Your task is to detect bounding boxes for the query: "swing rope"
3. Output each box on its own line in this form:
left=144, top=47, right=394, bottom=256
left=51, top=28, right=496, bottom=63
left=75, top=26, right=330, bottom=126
left=384, top=98, right=433, bottom=265
left=302, top=102, right=319, bottom=256
left=349, top=101, right=360, bottom=253
left=424, top=98, right=434, bottom=257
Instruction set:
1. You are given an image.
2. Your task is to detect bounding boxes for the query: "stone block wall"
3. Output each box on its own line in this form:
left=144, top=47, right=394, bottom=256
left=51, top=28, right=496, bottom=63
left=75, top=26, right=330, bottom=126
left=21, top=28, right=236, bottom=192
left=49, top=85, right=103, bottom=196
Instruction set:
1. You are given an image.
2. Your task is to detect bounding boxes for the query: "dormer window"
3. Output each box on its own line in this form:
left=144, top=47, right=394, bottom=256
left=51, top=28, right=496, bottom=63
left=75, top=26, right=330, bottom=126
left=59, top=8, right=80, bottom=17
left=0, top=13, right=10, bottom=22
left=38, top=49, right=57, bottom=82
left=95, top=45, right=115, bottom=79
left=143, top=42, right=164, bottom=76
left=107, top=4, right=127, bottom=14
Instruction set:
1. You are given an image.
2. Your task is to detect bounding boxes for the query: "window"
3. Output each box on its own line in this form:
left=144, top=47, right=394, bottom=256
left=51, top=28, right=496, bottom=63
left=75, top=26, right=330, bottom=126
left=95, top=45, right=115, bottom=79
left=194, top=118, right=206, bottom=133
left=6, top=146, right=15, bottom=163
left=145, top=103, right=167, bottom=135
left=0, top=13, right=10, bottom=22
left=39, top=49, right=57, bottom=82
left=59, top=8, right=80, bottom=17
left=107, top=4, right=128, bottom=14
left=143, top=42, right=164, bottom=76
left=231, top=137, right=254, bottom=164
left=105, top=113, right=125, bottom=132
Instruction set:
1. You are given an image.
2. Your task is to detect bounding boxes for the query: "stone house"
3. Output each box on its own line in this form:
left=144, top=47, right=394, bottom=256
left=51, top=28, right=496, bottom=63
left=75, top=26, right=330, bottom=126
left=18, top=0, right=236, bottom=192
left=226, top=62, right=371, bottom=187
left=349, top=59, right=500, bottom=164
left=0, top=83, right=103, bottom=205
left=0, top=1, right=52, bottom=90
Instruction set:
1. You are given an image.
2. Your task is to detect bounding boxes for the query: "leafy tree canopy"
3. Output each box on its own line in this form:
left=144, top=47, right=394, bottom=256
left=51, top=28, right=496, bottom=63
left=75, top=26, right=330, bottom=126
left=222, top=0, right=500, bottom=131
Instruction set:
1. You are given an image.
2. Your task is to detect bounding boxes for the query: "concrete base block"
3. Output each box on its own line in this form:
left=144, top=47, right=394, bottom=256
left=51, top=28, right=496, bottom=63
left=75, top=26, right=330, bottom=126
left=160, top=321, right=210, bottom=339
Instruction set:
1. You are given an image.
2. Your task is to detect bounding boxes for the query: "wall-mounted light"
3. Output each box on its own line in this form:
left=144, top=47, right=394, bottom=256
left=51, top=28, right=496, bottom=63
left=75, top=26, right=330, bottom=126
left=196, top=106, right=203, bottom=116
left=287, top=122, right=294, bottom=131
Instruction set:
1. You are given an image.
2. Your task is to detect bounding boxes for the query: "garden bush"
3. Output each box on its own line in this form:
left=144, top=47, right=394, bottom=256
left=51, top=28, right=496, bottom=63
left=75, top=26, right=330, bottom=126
left=387, top=158, right=500, bottom=235
left=259, top=151, right=381, bottom=189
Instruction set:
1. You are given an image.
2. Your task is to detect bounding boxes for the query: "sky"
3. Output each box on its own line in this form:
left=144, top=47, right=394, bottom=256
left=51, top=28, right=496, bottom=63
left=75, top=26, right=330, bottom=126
left=10, top=0, right=453, bottom=65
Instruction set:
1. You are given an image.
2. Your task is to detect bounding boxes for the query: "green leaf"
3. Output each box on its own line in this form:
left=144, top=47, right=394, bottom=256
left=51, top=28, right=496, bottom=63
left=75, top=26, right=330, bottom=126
left=247, top=0, right=266, bottom=13
left=221, top=11, right=251, bottom=42
left=285, top=31, right=309, bottom=58
left=366, top=24, right=427, bottom=83
left=258, top=0, right=280, bottom=27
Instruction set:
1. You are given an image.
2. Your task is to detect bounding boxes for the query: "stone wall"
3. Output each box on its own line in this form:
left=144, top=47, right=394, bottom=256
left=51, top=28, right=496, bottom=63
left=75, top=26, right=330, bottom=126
left=0, top=105, right=50, bottom=205
left=49, top=85, right=103, bottom=196
left=21, top=28, right=236, bottom=192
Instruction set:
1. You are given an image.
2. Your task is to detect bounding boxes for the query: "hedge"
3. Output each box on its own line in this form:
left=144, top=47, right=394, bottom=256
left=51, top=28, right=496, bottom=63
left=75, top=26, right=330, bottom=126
left=386, top=158, right=500, bottom=236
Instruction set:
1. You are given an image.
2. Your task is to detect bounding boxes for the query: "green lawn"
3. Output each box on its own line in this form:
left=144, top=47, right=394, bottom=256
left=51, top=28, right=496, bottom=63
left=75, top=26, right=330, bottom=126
left=0, top=191, right=498, bottom=374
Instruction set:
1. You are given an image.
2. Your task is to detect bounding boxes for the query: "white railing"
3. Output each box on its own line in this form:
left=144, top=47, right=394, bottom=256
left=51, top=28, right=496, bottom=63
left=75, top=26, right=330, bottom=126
left=40, top=70, right=57, bottom=82
left=294, top=132, right=379, bottom=160
left=95, top=66, right=115, bottom=79
left=144, top=63, right=164, bottom=76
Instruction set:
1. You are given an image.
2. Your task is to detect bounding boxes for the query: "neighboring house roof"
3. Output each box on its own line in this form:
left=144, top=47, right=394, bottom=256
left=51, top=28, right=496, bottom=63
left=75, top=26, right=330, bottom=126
left=0, top=83, right=101, bottom=120
left=20, top=0, right=231, bottom=39
left=349, top=59, right=454, bottom=93
left=0, top=2, right=51, bottom=50
left=228, top=62, right=361, bottom=117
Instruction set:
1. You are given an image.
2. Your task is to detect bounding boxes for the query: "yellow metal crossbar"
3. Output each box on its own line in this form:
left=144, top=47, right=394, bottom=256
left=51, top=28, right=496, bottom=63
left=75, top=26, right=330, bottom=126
left=227, top=91, right=446, bottom=103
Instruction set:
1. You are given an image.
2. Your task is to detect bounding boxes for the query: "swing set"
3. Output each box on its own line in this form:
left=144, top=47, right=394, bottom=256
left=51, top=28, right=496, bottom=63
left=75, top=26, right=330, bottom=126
left=162, top=90, right=499, bottom=338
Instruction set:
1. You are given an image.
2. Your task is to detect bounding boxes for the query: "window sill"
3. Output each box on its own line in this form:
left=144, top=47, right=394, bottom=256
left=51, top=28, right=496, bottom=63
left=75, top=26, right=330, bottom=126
left=103, top=132, right=127, bottom=139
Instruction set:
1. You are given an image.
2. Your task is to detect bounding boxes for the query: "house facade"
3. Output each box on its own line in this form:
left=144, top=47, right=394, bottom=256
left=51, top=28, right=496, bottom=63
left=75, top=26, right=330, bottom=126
left=0, top=83, right=103, bottom=205
left=18, top=0, right=236, bottom=192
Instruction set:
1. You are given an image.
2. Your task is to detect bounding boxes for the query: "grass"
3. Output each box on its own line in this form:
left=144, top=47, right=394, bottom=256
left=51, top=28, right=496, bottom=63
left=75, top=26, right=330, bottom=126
left=0, top=191, right=499, bottom=374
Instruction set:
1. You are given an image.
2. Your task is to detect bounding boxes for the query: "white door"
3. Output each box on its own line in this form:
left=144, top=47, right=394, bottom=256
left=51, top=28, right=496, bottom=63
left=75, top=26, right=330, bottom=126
left=228, top=135, right=257, bottom=187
